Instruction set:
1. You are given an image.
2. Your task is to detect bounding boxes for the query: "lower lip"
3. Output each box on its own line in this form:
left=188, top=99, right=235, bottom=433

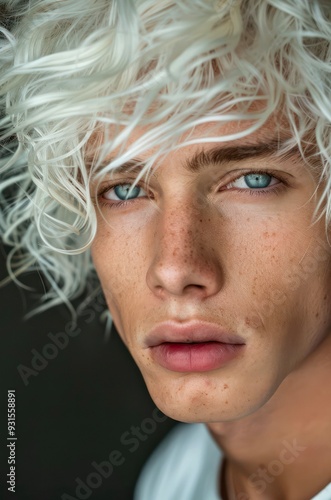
left=150, top=342, right=245, bottom=372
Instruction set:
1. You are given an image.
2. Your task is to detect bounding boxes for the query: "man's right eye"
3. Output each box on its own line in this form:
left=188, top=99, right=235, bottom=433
left=103, top=183, right=145, bottom=201
left=97, top=182, right=149, bottom=208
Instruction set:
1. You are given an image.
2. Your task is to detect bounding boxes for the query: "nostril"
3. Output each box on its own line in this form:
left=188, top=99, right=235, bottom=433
left=183, top=284, right=205, bottom=293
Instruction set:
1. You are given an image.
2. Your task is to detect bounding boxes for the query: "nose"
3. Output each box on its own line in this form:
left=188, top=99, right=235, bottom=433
left=146, top=201, right=223, bottom=300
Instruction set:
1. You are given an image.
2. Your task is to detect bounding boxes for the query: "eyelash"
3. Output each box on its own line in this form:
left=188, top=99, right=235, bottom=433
left=97, top=169, right=286, bottom=210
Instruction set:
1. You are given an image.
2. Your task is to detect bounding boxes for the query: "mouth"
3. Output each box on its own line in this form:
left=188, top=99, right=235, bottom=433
left=146, top=321, right=246, bottom=373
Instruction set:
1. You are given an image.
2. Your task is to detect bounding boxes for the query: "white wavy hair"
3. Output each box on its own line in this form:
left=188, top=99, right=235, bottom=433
left=0, top=0, right=331, bottom=315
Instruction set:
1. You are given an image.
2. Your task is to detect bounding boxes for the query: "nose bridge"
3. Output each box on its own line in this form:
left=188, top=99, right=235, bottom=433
left=157, top=199, right=202, bottom=261
left=146, top=196, right=223, bottom=298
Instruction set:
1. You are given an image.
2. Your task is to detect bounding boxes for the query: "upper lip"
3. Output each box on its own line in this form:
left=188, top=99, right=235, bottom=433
left=145, top=321, right=246, bottom=347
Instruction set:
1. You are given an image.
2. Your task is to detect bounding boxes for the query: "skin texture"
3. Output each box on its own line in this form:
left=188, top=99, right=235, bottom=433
left=91, top=121, right=331, bottom=498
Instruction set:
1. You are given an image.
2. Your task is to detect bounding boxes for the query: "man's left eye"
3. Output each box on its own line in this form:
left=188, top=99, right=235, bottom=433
left=227, top=172, right=279, bottom=190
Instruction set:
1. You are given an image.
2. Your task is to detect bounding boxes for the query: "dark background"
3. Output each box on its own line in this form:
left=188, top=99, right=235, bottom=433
left=0, top=247, right=177, bottom=500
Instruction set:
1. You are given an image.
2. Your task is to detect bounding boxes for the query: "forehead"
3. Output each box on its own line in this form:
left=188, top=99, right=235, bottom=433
left=89, top=109, right=290, bottom=157
left=87, top=111, right=309, bottom=179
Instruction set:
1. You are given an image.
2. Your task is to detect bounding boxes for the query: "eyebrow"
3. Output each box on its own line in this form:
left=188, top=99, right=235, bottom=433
left=93, top=138, right=301, bottom=177
left=184, top=139, right=300, bottom=173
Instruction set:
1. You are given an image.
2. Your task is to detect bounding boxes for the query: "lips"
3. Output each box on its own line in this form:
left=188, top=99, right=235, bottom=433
left=145, top=321, right=246, bottom=348
left=145, top=321, right=246, bottom=372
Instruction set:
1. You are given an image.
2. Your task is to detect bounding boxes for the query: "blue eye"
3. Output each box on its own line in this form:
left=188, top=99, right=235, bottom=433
left=103, top=183, right=146, bottom=201
left=227, top=172, right=279, bottom=191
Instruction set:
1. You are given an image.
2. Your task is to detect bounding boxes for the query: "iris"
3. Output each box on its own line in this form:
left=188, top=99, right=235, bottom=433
left=244, top=173, right=271, bottom=188
left=114, top=184, right=141, bottom=200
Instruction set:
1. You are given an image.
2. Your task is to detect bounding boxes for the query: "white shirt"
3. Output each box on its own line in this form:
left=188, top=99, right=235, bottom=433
left=134, top=423, right=331, bottom=500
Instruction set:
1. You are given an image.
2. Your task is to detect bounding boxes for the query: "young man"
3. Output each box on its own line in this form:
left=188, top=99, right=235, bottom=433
left=1, top=0, right=331, bottom=498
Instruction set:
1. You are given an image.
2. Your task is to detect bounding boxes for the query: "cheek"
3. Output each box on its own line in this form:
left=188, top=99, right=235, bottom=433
left=230, top=213, right=331, bottom=352
left=90, top=222, right=151, bottom=336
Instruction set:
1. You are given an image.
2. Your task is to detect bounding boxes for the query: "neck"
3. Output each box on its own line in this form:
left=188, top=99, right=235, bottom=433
left=208, top=333, right=331, bottom=499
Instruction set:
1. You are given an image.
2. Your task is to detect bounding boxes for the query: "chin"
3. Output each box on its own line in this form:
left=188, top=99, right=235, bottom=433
left=149, top=394, right=255, bottom=423
left=142, top=369, right=283, bottom=424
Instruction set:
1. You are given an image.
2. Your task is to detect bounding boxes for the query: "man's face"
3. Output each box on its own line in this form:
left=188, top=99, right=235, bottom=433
left=91, top=121, right=331, bottom=423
